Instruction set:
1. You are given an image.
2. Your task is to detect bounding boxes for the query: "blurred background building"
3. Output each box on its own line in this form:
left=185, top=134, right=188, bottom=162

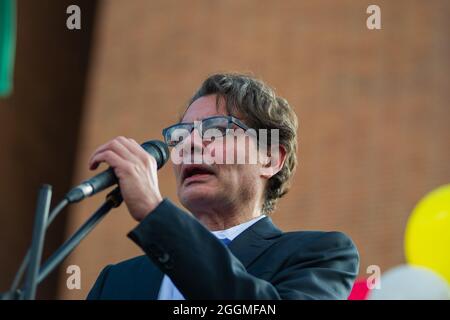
left=0, top=0, right=448, bottom=299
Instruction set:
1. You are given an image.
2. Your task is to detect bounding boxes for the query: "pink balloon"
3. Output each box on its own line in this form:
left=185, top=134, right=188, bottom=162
left=348, top=279, right=371, bottom=300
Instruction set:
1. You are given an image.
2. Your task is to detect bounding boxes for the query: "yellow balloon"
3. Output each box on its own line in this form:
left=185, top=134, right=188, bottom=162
left=405, top=184, right=450, bottom=284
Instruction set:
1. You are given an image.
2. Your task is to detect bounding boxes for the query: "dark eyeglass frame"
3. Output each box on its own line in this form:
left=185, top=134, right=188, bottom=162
left=162, top=115, right=251, bottom=147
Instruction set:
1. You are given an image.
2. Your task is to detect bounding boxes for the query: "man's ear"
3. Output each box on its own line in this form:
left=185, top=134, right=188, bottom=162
left=260, top=145, right=287, bottom=179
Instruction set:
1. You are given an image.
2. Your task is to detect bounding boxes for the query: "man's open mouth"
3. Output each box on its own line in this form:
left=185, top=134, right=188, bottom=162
left=181, top=164, right=216, bottom=184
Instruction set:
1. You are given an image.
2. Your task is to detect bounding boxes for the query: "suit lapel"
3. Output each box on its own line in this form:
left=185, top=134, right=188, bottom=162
left=148, top=268, right=164, bottom=299
left=228, top=216, right=283, bottom=269
left=144, top=217, right=282, bottom=298
left=137, top=256, right=164, bottom=299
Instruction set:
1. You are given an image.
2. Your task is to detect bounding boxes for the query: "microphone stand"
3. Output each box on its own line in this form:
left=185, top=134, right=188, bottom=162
left=23, top=185, right=52, bottom=300
left=0, top=186, right=123, bottom=300
left=36, top=187, right=122, bottom=286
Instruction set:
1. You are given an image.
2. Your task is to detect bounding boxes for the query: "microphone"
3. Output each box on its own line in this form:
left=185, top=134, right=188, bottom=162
left=65, top=140, right=169, bottom=203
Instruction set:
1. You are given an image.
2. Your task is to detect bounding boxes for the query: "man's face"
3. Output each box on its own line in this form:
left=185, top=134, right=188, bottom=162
left=172, top=94, right=265, bottom=215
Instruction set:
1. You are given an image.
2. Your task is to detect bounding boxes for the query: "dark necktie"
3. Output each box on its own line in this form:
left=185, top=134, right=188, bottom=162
left=219, top=238, right=231, bottom=246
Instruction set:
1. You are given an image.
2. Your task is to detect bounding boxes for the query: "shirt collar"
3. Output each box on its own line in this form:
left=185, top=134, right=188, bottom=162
left=211, top=215, right=266, bottom=241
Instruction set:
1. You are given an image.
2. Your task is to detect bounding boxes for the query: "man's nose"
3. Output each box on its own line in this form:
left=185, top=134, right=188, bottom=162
left=182, top=127, right=205, bottom=162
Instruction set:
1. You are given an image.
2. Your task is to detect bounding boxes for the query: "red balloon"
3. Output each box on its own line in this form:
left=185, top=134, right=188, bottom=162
left=348, top=278, right=371, bottom=300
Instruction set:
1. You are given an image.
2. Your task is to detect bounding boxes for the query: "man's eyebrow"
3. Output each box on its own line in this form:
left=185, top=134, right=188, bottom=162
left=180, top=117, right=206, bottom=123
left=178, top=119, right=194, bottom=124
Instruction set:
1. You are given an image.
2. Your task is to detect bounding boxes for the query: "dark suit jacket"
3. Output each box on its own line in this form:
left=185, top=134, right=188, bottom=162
left=87, top=199, right=359, bottom=300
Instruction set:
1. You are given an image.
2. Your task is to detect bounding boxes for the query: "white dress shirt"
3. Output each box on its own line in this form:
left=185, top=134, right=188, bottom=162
left=157, top=215, right=266, bottom=300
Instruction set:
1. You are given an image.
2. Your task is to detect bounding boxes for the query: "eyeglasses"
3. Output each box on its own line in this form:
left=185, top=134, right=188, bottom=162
left=162, top=115, right=251, bottom=147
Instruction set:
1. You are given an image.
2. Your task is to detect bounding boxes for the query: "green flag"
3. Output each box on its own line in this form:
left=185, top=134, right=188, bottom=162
left=0, top=0, right=16, bottom=97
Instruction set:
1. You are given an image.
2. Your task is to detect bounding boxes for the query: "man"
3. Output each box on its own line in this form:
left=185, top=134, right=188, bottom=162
left=87, top=73, right=359, bottom=300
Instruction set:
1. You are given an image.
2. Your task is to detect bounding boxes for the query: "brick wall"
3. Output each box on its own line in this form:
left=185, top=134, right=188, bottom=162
left=59, top=0, right=450, bottom=299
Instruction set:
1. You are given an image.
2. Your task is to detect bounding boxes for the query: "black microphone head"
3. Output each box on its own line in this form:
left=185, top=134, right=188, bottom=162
left=141, top=140, right=169, bottom=169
